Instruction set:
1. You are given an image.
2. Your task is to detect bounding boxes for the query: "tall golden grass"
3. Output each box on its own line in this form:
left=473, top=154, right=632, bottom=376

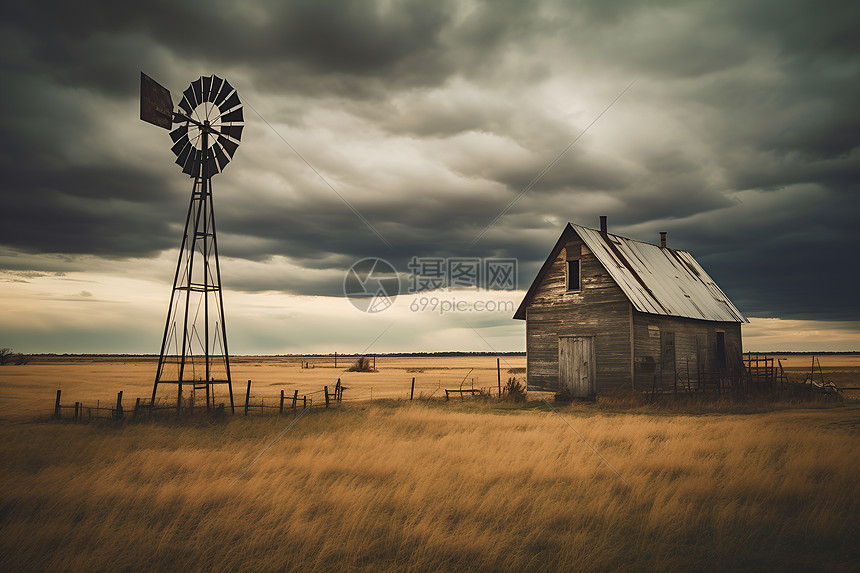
left=1, top=399, right=858, bottom=571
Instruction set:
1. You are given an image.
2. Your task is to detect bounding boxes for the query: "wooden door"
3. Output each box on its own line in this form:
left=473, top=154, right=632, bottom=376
left=716, top=332, right=727, bottom=370
left=558, top=336, right=596, bottom=398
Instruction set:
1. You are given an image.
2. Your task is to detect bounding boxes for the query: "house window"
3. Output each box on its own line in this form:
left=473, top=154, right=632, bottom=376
left=566, top=260, right=580, bottom=291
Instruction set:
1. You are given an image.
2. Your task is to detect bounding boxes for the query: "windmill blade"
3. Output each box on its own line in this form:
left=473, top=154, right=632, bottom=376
left=217, top=135, right=239, bottom=157
left=213, top=141, right=231, bottom=170
left=219, top=91, right=241, bottom=113
left=219, top=107, right=244, bottom=124
left=192, top=78, right=204, bottom=108
left=219, top=125, right=243, bottom=142
left=182, top=148, right=201, bottom=177
left=207, top=153, right=220, bottom=176
left=209, top=76, right=224, bottom=103
left=183, top=86, right=198, bottom=111
left=169, top=124, right=188, bottom=144
left=202, top=76, right=212, bottom=103
left=214, top=80, right=234, bottom=106
left=178, top=95, right=193, bottom=116
left=171, top=136, right=190, bottom=158
left=175, top=141, right=193, bottom=167
left=185, top=158, right=201, bottom=178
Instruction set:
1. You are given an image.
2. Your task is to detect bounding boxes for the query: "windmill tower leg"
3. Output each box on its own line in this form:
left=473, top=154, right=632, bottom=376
left=152, top=180, right=198, bottom=411
left=207, top=184, right=235, bottom=413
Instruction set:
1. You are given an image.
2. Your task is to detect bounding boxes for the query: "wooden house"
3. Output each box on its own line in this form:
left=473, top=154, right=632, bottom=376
left=513, top=217, right=747, bottom=398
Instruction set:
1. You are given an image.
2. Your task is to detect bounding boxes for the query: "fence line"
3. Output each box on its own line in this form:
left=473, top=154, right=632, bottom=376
left=51, top=382, right=318, bottom=422
left=49, top=365, right=522, bottom=422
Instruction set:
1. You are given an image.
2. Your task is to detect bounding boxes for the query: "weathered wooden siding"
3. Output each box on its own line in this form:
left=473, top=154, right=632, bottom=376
left=526, top=234, right=632, bottom=391
left=632, top=312, right=743, bottom=391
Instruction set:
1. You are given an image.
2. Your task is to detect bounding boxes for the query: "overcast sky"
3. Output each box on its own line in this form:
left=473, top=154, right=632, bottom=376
left=1, top=0, right=858, bottom=354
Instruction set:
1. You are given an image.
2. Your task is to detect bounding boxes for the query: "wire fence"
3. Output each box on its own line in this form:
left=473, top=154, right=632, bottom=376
left=49, top=366, right=530, bottom=422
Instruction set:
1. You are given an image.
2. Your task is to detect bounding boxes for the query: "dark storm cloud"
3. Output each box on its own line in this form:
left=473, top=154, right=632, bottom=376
left=1, top=0, right=859, bottom=325
left=0, top=0, right=461, bottom=263
left=3, top=0, right=456, bottom=97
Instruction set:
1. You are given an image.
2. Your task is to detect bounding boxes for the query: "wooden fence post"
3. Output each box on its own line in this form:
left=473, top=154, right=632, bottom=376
left=411, top=377, right=415, bottom=400
left=206, top=384, right=210, bottom=412
left=54, top=389, right=61, bottom=418
left=292, top=390, right=298, bottom=409
left=303, top=395, right=307, bottom=409
left=324, top=386, right=330, bottom=408
left=334, top=352, right=337, bottom=368
left=133, top=397, right=140, bottom=420
left=497, top=358, right=501, bottom=397
left=280, top=390, right=285, bottom=414
left=74, top=402, right=79, bottom=421
left=115, top=391, right=124, bottom=420
left=244, top=380, right=251, bottom=416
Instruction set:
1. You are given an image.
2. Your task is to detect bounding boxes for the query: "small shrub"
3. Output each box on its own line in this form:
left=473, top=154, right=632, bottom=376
left=502, top=377, right=527, bottom=402
left=348, top=356, right=376, bottom=372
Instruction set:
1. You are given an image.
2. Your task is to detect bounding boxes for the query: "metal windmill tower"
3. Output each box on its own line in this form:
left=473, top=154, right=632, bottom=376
left=140, top=72, right=244, bottom=413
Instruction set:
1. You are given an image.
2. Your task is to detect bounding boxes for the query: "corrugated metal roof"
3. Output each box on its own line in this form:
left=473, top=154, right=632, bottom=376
left=572, top=224, right=747, bottom=323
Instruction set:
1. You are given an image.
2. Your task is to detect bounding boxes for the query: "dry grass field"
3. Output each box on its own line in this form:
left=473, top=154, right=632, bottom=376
left=1, top=355, right=859, bottom=571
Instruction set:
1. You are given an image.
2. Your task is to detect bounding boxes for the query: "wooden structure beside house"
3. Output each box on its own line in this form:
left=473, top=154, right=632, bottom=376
left=514, top=217, right=747, bottom=398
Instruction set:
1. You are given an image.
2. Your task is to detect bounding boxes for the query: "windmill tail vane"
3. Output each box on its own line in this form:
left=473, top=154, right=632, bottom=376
left=140, top=72, right=244, bottom=414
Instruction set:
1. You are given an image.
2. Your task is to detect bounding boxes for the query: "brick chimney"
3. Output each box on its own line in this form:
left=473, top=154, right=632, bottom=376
left=660, top=232, right=667, bottom=248
left=599, top=215, right=608, bottom=235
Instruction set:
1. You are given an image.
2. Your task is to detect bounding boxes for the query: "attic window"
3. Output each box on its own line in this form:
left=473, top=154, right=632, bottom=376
left=567, top=259, right=581, bottom=291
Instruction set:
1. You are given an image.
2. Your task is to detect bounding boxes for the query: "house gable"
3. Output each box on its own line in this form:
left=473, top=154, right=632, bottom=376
left=513, top=224, right=577, bottom=320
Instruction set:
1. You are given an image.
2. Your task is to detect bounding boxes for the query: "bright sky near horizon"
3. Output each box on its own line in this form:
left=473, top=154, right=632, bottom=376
left=1, top=0, right=858, bottom=354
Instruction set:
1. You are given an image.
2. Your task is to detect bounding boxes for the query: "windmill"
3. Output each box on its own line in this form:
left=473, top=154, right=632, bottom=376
left=140, top=72, right=244, bottom=413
